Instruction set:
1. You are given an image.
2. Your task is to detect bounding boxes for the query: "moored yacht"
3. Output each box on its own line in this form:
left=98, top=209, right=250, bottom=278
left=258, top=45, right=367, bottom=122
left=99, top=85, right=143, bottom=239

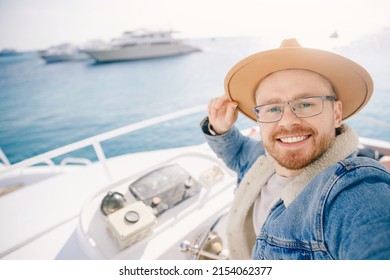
left=38, top=43, right=90, bottom=63
left=84, top=29, right=200, bottom=63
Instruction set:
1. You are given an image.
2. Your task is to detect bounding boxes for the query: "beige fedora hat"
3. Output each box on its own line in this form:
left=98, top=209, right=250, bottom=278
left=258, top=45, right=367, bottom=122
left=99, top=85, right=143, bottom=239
left=224, top=38, right=373, bottom=121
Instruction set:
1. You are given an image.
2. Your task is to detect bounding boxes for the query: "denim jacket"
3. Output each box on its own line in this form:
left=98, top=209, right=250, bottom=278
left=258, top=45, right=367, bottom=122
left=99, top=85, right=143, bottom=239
left=202, top=121, right=390, bottom=259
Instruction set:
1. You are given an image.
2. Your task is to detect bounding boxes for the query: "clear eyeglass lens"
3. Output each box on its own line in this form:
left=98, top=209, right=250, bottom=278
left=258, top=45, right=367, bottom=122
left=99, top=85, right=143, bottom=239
left=290, top=97, right=324, bottom=117
left=254, top=96, right=328, bottom=123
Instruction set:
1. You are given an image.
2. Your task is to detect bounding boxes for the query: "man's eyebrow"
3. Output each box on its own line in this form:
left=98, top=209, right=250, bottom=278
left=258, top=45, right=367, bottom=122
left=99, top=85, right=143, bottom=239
left=259, top=92, right=314, bottom=105
left=259, top=97, right=282, bottom=105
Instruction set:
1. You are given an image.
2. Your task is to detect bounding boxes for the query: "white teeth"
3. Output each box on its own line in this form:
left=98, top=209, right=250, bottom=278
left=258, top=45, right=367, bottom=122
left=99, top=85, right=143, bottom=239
left=280, top=136, right=307, bottom=143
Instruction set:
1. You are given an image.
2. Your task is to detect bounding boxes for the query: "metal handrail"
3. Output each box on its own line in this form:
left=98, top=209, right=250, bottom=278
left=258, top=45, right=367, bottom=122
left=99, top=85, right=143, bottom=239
left=0, top=104, right=206, bottom=180
left=0, top=148, right=11, bottom=166
left=2, top=104, right=388, bottom=180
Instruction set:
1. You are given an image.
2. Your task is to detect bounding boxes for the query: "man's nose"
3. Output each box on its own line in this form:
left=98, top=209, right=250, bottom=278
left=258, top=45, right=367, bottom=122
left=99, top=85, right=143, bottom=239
left=278, top=105, right=302, bottom=127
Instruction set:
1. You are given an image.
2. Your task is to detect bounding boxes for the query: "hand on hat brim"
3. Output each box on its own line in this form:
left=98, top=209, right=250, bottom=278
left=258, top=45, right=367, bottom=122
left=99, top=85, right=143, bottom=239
left=208, top=95, right=238, bottom=135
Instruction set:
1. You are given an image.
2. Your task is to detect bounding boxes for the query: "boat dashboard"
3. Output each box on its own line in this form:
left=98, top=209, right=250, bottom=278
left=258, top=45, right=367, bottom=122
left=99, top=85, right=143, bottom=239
left=77, top=152, right=236, bottom=259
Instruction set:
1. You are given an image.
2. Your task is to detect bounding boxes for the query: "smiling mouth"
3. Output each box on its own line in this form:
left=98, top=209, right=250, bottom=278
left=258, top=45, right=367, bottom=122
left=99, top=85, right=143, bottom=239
left=278, top=135, right=309, bottom=144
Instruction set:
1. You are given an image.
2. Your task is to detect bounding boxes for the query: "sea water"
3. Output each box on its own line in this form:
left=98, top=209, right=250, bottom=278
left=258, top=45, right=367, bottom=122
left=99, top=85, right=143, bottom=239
left=0, top=33, right=389, bottom=164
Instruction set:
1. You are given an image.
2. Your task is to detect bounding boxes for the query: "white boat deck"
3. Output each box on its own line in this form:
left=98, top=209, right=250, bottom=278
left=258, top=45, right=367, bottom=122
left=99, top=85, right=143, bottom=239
left=0, top=143, right=236, bottom=259
left=1, top=105, right=388, bottom=260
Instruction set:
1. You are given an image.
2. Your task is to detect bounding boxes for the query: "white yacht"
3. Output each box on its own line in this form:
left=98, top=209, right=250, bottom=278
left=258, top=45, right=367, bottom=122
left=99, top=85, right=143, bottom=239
left=38, top=43, right=90, bottom=63
left=84, top=30, right=200, bottom=63
left=0, top=105, right=389, bottom=260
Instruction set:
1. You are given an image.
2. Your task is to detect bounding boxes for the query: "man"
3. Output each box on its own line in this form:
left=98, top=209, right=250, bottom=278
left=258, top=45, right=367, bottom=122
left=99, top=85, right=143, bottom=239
left=200, top=38, right=390, bottom=259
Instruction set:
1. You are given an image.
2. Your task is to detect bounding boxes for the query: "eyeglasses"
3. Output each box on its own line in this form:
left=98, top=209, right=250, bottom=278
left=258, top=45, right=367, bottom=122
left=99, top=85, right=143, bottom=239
left=252, top=96, right=336, bottom=123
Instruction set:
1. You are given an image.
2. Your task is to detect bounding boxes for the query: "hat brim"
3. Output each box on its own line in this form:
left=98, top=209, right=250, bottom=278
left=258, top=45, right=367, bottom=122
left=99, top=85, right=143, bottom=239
left=224, top=47, right=373, bottom=121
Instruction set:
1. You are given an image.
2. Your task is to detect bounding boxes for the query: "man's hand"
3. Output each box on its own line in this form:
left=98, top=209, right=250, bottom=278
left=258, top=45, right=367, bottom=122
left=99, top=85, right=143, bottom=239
left=208, top=95, right=239, bottom=135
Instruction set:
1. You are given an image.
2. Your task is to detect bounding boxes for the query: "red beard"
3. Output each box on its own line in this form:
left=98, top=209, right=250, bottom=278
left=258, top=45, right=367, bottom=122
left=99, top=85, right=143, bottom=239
left=264, top=125, right=335, bottom=170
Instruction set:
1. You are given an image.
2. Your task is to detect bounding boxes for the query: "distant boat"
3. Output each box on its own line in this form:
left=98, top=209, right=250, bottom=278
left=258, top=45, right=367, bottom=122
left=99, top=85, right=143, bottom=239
left=84, top=29, right=201, bottom=63
left=329, top=31, right=339, bottom=39
left=38, top=43, right=90, bottom=63
left=0, top=49, right=19, bottom=57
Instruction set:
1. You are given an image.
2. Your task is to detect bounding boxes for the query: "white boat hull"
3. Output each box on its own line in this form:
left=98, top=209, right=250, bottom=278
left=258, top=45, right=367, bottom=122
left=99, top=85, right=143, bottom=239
left=0, top=143, right=235, bottom=260
left=1, top=106, right=388, bottom=260
left=40, top=53, right=89, bottom=63
left=85, top=43, right=200, bottom=63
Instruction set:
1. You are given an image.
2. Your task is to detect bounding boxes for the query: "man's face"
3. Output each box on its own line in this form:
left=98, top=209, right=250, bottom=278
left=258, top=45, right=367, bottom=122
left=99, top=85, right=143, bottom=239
left=255, top=69, right=342, bottom=172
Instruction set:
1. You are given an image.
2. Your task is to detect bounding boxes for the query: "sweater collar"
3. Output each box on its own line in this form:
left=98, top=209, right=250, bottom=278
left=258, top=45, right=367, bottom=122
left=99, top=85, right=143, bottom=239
left=239, top=124, right=359, bottom=206
left=280, top=124, right=358, bottom=206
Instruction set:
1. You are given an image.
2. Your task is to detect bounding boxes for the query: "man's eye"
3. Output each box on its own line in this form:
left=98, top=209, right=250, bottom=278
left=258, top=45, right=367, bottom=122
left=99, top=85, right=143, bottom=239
left=297, top=102, right=312, bottom=108
left=268, top=107, right=282, bottom=113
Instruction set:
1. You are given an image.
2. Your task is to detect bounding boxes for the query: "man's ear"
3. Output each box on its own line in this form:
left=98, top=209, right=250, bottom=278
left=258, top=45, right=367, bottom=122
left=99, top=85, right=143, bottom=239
left=334, top=100, right=343, bottom=128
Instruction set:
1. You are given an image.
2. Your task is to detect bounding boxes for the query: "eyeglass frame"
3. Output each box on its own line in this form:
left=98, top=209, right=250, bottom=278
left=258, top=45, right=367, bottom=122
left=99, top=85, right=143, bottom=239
left=251, top=95, right=337, bottom=123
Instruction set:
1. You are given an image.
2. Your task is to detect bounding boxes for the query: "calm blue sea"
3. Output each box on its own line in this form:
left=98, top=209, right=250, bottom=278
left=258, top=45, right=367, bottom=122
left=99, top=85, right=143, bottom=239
left=1, top=33, right=389, bottom=164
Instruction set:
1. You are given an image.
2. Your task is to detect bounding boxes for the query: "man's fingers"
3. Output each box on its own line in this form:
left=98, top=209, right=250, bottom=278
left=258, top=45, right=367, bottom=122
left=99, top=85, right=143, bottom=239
left=226, top=102, right=238, bottom=122
left=215, top=95, right=230, bottom=109
left=208, top=97, right=219, bottom=120
left=208, top=95, right=238, bottom=126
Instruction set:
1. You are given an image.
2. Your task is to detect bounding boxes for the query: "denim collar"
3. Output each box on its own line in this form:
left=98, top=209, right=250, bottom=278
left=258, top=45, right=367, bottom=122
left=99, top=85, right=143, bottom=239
left=227, top=124, right=358, bottom=259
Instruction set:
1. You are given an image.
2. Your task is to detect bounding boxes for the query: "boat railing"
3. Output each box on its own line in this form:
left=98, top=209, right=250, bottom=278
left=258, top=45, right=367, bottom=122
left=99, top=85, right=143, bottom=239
left=358, top=137, right=390, bottom=156
left=1, top=105, right=389, bottom=182
left=0, top=148, right=11, bottom=166
left=0, top=105, right=206, bottom=181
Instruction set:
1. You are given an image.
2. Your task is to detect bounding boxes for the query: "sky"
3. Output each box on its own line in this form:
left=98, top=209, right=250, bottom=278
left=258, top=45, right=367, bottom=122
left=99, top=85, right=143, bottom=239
left=0, top=0, right=389, bottom=51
